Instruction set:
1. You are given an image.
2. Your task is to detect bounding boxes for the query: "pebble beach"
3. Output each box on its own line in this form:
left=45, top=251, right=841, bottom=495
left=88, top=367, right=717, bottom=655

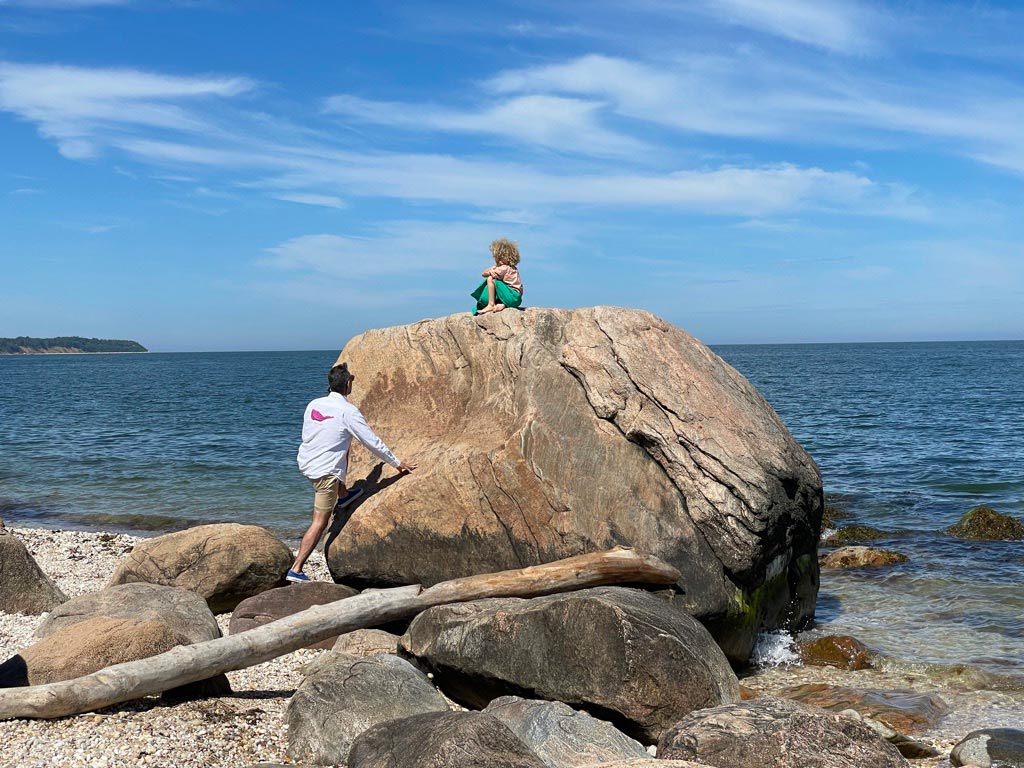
left=4, top=525, right=1023, bottom=768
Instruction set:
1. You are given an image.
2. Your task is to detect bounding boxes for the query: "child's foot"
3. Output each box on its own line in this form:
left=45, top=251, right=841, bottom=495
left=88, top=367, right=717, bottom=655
left=491, top=303, right=506, bottom=313
left=286, top=569, right=311, bottom=583
left=477, top=305, right=496, bottom=315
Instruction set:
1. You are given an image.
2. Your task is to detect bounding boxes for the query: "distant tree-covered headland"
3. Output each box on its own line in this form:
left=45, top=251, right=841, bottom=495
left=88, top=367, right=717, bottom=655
left=0, top=337, right=148, bottom=354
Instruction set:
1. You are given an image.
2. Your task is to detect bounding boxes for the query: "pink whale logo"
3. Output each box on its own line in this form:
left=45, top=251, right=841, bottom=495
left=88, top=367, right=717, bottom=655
left=310, top=409, right=334, bottom=422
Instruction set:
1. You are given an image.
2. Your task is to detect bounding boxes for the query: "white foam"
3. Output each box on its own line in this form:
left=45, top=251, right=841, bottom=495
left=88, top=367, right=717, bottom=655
left=751, top=630, right=800, bottom=667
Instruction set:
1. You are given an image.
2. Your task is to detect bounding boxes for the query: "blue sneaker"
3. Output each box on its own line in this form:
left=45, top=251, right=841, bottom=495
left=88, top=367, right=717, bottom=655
left=285, top=569, right=311, bottom=583
left=336, top=486, right=365, bottom=510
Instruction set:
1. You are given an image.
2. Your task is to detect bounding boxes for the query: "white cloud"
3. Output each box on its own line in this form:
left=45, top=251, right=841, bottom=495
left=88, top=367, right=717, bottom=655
left=272, top=192, right=347, bottom=210
left=324, top=93, right=646, bottom=157
left=694, top=0, right=878, bottom=53
left=0, top=62, right=253, bottom=159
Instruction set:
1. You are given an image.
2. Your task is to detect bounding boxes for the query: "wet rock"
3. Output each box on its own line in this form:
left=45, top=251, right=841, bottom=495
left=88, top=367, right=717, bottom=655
left=326, top=307, right=823, bottom=663
left=946, top=506, right=1024, bottom=541
left=824, top=525, right=886, bottom=546
left=2, top=615, right=231, bottom=699
left=779, top=682, right=948, bottom=734
left=657, top=696, right=909, bottom=767
left=798, top=635, right=874, bottom=670
left=229, top=582, right=358, bottom=649
left=400, top=586, right=740, bottom=742
left=822, top=504, right=853, bottom=529
left=950, top=728, right=1024, bottom=767
left=839, top=708, right=940, bottom=759
left=286, top=653, right=449, bottom=765
left=0, top=527, right=68, bottom=615
left=347, top=710, right=546, bottom=768
left=35, top=582, right=220, bottom=645
left=483, top=696, right=648, bottom=766
left=820, top=546, right=908, bottom=569
left=108, top=523, right=292, bottom=612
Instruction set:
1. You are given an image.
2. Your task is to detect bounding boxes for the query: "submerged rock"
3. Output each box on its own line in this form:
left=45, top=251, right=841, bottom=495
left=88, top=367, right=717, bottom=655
left=798, top=635, right=874, bottom=670
left=400, top=586, right=739, bottom=743
left=821, top=504, right=853, bottom=528
left=824, top=525, right=886, bottom=546
left=0, top=527, right=68, bottom=615
left=950, top=727, right=1024, bottom=767
left=108, top=523, right=292, bottom=612
left=779, top=682, right=948, bottom=734
left=820, top=546, right=908, bottom=569
left=326, top=307, right=823, bottom=662
left=946, top=506, right=1024, bottom=541
left=657, top=697, right=909, bottom=768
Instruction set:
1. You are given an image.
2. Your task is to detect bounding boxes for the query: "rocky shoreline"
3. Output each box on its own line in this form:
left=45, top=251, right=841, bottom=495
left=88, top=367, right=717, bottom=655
left=2, top=524, right=1020, bottom=768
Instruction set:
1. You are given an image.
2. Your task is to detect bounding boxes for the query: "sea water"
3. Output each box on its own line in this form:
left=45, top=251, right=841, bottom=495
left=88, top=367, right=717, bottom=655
left=1, top=342, right=1022, bottom=677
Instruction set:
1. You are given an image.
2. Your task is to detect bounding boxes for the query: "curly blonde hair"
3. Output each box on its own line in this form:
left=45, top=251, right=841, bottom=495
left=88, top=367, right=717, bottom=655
left=489, top=237, right=521, bottom=267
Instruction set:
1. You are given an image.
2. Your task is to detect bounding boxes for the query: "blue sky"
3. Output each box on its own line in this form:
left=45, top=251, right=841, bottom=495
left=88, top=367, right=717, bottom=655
left=1, top=0, right=1022, bottom=350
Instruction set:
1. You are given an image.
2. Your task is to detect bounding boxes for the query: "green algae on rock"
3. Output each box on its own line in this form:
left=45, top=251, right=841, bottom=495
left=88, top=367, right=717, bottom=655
left=824, top=525, right=886, bottom=546
left=946, top=506, right=1024, bottom=541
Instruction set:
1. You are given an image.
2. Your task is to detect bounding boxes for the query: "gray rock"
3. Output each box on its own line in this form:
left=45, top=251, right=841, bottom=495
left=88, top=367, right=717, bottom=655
left=300, top=628, right=401, bottom=676
left=347, top=710, right=546, bottom=768
left=657, top=697, right=909, bottom=768
left=325, top=307, right=823, bottom=663
left=35, top=582, right=220, bottom=644
left=577, top=762, right=701, bottom=768
left=229, top=582, right=358, bottom=649
left=951, top=728, right=1024, bottom=767
left=286, top=653, right=449, bottom=765
left=401, top=586, right=739, bottom=742
left=0, top=527, right=68, bottom=615
left=484, top=696, right=648, bottom=767
left=108, top=523, right=292, bottom=612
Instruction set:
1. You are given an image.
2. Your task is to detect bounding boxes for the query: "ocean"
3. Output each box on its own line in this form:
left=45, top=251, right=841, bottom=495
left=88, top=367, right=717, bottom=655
left=2, top=342, right=1022, bottom=678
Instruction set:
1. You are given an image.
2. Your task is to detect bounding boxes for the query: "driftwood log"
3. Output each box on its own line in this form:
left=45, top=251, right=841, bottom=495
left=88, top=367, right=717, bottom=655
left=0, top=547, right=679, bottom=720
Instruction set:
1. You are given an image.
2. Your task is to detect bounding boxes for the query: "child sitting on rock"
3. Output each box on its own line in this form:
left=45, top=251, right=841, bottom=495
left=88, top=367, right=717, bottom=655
left=472, top=238, right=524, bottom=315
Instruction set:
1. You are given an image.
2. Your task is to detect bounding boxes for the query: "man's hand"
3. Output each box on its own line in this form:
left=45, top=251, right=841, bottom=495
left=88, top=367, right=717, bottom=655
left=398, top=461, right=418, bottom=474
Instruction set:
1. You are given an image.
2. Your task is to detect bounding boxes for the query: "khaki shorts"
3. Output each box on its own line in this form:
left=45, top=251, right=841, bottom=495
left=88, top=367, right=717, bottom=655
left=311, top=476, right=340, bottom=514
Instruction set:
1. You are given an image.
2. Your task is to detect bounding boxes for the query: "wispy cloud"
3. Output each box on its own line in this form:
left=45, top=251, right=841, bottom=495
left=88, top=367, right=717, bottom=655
left=272, top=192, right=347, bottom=210
left=692, top=0, right=879, bottom=53
left=0, top=61, right=253, bottom=159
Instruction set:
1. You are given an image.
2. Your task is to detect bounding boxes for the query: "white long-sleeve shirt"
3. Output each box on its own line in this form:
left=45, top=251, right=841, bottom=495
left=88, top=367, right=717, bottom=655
left=296, top=391, right=401, bottom=481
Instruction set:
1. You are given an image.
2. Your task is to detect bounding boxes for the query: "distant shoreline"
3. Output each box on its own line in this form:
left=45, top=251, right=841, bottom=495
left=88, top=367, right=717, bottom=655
left=0, top=350, right=149, bottom=356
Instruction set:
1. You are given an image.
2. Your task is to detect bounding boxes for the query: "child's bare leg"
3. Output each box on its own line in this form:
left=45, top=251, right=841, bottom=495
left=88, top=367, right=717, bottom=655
left=478, top=276, right=498, bottom=314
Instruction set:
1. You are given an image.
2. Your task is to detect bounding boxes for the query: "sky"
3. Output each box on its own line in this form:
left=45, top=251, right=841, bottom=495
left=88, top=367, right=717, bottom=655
left=1, top=0, right=1023, bottom=351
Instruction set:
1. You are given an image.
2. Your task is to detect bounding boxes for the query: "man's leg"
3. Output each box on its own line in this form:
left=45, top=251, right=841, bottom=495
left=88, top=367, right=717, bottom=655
left=291, top=477, right=340, bottom=575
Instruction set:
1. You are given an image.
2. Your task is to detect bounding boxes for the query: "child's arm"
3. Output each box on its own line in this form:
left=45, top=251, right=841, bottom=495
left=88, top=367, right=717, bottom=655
left=482, top=265, right=496, bottom=277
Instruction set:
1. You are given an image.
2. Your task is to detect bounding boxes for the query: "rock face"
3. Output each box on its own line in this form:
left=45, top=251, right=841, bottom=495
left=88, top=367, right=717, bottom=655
left=108, top=523, right=292, bottom=612
left=35, top=583, right=220, bottom=644
left=347, top=710, right=546, bottom=768
left=326, top=307, right=823, bottom=661
left=286, top=653, right=449, bottom=765
left=820, top=546, right=908, bottom=569
left=483, top=696, right=649, bottom=767
left=657, top=697, right=910, bottom=768
left=229, top=583, right=358, bottom=649
left=950, top=728, right=1024, bottom=767
left=0, top=527, right=68, bottom=615
left=946, top=506, right=1024, bottom=540
left=798, top=635, right=873, bottom=670
left=400, top=586, right=739, bottom=742
left=300, top=629, right=401, bottom=677
left=779, top=683, right=948, bottom=734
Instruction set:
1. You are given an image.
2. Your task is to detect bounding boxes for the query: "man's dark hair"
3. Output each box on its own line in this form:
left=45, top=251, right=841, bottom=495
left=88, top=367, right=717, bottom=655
left=328, top=363, right=352, bottom=394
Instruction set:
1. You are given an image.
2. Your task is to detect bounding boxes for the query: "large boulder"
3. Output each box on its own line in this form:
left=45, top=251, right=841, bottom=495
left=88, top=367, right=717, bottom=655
left=951, top=728, right=1024, bottom=767
left=347, top=710, right=546, bottom=768
left=300, top=628, right=401, bottom=676
left=286, top=653, right=449, bottom=765
left=779, top=683, right=948, bottom=734
left=1, top=615, right=230, bottom=699
left=326, top=307, right=823, bottom=662
left=657, top=697, right=909, bottom=768
left=229, top=582, right=358, bottom=649
left=400, top=586, right=739, bottom=742
left=35, top=582, right=220, bottom=644
left=108, top=523, right=292, bottom=612
left=0, top=526, right=68, bottom=615
left=483, top=696, right=648, bottom=767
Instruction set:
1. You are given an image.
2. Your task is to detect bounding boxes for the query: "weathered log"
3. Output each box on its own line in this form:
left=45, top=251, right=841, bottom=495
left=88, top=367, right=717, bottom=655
left=0, top=547, right=679, bottom=720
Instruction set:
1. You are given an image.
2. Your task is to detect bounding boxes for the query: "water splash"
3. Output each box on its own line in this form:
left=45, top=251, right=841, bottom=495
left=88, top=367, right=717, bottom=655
left=751, top=630, right=799, bottom=668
